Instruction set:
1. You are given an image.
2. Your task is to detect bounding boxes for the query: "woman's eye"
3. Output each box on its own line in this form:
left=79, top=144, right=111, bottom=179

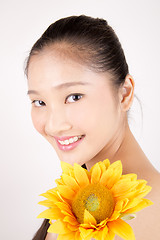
left=31, top=100, right=46, bottom=107
left=65, top=94, right=83, bottom=103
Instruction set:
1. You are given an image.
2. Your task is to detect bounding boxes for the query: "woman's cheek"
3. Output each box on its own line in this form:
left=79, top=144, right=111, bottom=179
left=31, top=109, right=45, bottom=135
left=67, top=102, right=86, bottom=121
left=67, top=101, right=96, bottom=130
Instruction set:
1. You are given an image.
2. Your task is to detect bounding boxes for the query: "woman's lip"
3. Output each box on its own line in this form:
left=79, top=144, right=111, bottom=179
left=54, top=135, right=85, bottom=141
left=55, top=135, right=85, bottom=151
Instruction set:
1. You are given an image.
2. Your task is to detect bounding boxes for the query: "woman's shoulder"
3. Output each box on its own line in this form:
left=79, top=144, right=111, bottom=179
left=118, top=144, right=160, bottom=239
left=147, top=166, right=160, bottom=204
left=115, top=169, right=160, bottom=240
left=131, top=166, right=160, bottom=239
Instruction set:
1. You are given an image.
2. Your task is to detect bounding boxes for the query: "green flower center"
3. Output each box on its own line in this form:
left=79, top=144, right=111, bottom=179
left=71, top=183, right=115, bottom=224
left=85, top=194, right=100, bottom=212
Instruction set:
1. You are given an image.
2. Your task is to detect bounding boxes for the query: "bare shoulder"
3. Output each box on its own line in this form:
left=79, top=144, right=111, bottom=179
left=145, top=166, right=160, bottom=202
left=115, top=166, right=160, bottom=240
left=130, top=168, right=160, bottom=239
left=45, top=233, right=58, bottom=240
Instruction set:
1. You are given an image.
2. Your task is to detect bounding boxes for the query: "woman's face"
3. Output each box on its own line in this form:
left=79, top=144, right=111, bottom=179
left=27, top=49, right=124, bottom=167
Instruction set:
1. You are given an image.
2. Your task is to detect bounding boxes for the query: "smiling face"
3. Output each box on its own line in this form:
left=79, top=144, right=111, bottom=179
left=27, top=48, right=125, bottom=167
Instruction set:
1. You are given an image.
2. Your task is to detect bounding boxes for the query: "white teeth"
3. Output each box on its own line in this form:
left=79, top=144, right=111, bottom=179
left=58, top=135, right=83, bottom=145
left=64, top=140, right=69, bottom=145
left=73, top=136, right=78, bottom=142
left=69, top=138, right=74, bottom=143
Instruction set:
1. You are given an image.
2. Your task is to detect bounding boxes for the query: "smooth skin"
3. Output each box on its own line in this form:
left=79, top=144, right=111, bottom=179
left=27, top=48, right=160, bottom=240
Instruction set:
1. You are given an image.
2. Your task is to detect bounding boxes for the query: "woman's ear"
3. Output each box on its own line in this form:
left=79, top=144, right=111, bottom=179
left=119, top=74, right=135, bottom=111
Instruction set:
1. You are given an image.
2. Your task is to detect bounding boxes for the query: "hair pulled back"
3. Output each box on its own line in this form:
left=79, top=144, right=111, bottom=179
left=26, top=15, right=129, bottom=92
left=28, top=15, right=130, bottom=240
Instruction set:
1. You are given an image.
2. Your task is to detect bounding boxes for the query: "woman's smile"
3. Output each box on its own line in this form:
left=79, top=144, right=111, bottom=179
left=54, top=135, right=85, bottom=151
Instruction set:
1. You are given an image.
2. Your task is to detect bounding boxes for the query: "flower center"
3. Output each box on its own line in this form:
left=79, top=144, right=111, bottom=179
left=71, top=183, right=115, bottom=224
left=85, top=194, right=100, bottom=212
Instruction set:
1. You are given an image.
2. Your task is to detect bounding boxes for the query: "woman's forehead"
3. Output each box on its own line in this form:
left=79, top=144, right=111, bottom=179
left=28, top=50, right=112, bottom=89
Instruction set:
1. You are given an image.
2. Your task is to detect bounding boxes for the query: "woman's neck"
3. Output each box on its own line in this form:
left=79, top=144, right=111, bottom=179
left=86, top=122, right=154, bottom=178
left=85, top=120, right=127, bottom=170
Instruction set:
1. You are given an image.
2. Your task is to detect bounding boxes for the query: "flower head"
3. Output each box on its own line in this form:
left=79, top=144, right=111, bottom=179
left=38, top=159, right=153, bottom=240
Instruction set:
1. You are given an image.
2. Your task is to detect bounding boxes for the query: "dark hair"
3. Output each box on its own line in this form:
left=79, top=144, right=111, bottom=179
left=25, top=15, right=129, bottom=96
left=32, top=219, right=49, bottom=240
left=27, top=15, right=132, bottom=240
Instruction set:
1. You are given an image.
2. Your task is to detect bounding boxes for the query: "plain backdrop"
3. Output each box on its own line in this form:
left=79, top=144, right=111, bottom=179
left=0, top=0, right=160, bottom=239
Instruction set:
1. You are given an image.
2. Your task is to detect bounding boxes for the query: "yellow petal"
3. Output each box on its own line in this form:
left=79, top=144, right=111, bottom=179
left=41, top=188, right=66, bottom=203
left=75, top=231, right=83, bottom=240
left=83, top=209, right=97, bottom=225
left=109, top=198, right=129, bottom=221
left=121, top=198, right=142, bottom=212
left=99, top=161, right=107, bottom=174
left=38, top=199, right=55, bottom=208
left=100, top=170, right=112, bottom=186
left=62, top=173, right=80, bottom=191
left=80, top=223, right=94, bottom=229
left=109, top=202, right=122, bottom=221
left=57, top=185, right=75, bottom=200
left=105, top=229, right=115, bottom=240
left=135, top=185, right=152, bottom=199
left=115, top=191, right=135, bottom=201
left=63, top=215, right=78, bottom=225
left=55, top=178, right=63, bottom=185
left=136, top=179, right=147, bottom=188
left=94, top=226, right=115, bottom=240
left=67, top=223, right=79, bottom=231
left=61, top=161, right=73, bottom=175
left=109, top=211, right=120, bottom=221
left=120, top=173, right=137, bottom=181
left=102, top=226, right=109, bottom=240
left=40, top=189, right=59, bottom=201
left=79, top=227, right=94, bottom=240
left=91, top=162, right=101, bottom=184
left=93, top=229, right=103, bottom=240
left=115, top=184, right=151, bottom=202
left=111, top=179, right=138, bottom=197
left=94, top=226, right=108, bottom=240
left=106, top=161, right=122, bottom=188
left=55, top=202, right=73, bottom=216
left=48, top=188, right=66, bottom=202
left=124, top=198, right=153, bottom=214
left=37, top=208, right=63, bottom=220
left=108, top=218, right=135, bottom=240
left=56, top=190, right=66, bottom=202
left=48, top=220, right=71, bottom=234
left=74, top=163, right=89, bottom=187
left=103, top=159, right=110, bottom=169
left=100, top=161, right=122, bottom=189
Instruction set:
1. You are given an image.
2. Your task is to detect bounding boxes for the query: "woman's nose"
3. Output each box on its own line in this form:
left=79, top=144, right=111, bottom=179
left=44, top=108, right=72, bottom=136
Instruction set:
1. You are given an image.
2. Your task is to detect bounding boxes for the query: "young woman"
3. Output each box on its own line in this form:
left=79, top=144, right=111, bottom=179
left=25, top=15, right=160, bottom=240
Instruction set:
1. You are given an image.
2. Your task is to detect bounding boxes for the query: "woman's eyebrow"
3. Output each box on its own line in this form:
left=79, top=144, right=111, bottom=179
left=27, top=81, right=91, bottom=95
left=54, top=81, right=91, bottom=89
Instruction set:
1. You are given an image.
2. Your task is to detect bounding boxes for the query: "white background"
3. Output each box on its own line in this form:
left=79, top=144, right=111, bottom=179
left=0, top=0, right=160, bottom=239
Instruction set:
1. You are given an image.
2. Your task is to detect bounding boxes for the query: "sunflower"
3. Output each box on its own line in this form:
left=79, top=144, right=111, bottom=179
left=38, top=159, right=153, bottom=240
